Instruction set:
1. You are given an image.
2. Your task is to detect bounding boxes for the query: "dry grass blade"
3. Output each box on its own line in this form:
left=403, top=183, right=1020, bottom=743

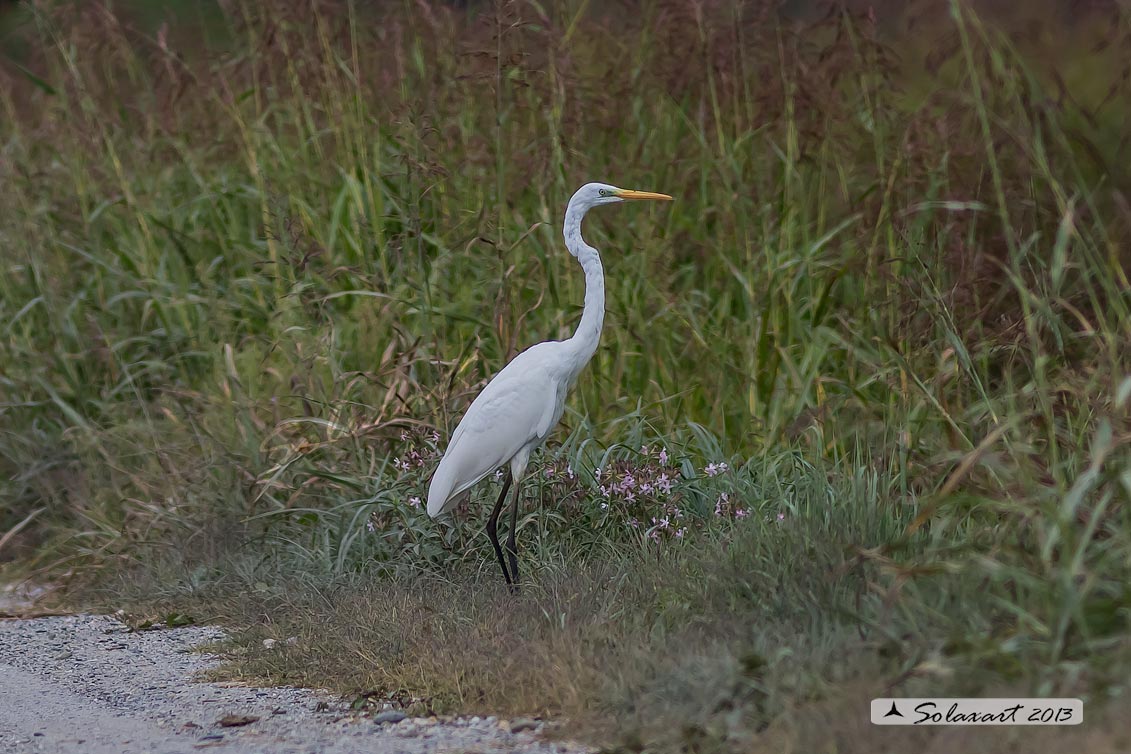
left=907, top=421, right=1015, bottom=534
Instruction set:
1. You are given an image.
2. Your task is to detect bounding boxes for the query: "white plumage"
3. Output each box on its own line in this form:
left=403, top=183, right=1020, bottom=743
left=426, top=343, right=564, bottom=517
left=427, top=182, right=672, bottom=585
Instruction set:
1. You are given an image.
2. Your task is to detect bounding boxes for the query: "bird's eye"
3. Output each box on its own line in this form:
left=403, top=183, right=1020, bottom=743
left=598, top=189, right=608, bottom=196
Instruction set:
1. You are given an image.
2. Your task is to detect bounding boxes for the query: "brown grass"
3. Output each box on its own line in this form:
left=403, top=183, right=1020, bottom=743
left=98, top=556, right=1131, bottom=753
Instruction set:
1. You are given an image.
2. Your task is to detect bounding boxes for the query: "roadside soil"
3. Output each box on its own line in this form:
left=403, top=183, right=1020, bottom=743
left=0, top=602, right=586, bottom=754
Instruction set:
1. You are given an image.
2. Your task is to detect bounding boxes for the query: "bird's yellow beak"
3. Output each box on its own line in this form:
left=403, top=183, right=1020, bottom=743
left=614, top=189, right=673, bottom=201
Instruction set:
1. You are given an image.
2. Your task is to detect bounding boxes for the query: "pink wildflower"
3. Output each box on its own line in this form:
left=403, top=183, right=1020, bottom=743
left=705, top=463, right=717, bottom=476
left=704, top=462, right=729, bottom=477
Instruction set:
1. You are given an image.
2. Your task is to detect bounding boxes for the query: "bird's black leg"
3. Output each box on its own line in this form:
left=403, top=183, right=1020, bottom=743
left=486, top=471, right=513, bottom=586
left=505, top=476, right=521, bottom=589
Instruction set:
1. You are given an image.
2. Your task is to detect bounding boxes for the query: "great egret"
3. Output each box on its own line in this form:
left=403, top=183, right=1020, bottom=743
left=427, top=182, right=673, bottom=585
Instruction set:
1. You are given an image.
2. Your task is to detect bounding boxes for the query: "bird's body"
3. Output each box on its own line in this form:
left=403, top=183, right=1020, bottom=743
left=427, top=182, right=672, bottom=585
left=426, top=340, right=576, bottom=517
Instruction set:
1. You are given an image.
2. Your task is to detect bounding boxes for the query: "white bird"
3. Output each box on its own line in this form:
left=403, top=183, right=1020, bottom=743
left=427, top=182, right=673, bottom=585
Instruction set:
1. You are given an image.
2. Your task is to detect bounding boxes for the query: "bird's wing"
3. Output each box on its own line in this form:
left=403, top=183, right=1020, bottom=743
left=427, top=359, right=559, bottom=516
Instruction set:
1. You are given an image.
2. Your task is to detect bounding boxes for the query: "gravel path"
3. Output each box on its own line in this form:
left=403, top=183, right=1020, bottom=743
left=0, top=613, right=586, bottom=754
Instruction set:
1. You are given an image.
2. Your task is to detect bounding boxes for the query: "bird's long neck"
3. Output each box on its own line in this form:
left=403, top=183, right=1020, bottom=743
left=563, top=201, right=605, bottom=371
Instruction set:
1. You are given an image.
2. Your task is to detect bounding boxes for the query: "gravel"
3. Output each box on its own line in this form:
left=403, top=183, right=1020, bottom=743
left=0, top=613, right=589, bottom=754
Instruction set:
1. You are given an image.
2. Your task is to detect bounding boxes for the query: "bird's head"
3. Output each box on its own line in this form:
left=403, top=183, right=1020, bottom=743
left=570, top=182, right=673, bottom=212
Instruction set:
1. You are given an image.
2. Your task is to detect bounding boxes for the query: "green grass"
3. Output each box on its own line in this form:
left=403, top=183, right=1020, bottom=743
left=2, top=0, right=1130, bottom=750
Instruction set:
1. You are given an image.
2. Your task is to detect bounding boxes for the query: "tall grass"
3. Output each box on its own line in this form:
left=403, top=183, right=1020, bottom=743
left=2, top=0, right=1130, bottom=749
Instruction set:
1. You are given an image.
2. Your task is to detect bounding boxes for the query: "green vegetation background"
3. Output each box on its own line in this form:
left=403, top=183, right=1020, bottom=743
left=1, top=1, right=1129, bottom=751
